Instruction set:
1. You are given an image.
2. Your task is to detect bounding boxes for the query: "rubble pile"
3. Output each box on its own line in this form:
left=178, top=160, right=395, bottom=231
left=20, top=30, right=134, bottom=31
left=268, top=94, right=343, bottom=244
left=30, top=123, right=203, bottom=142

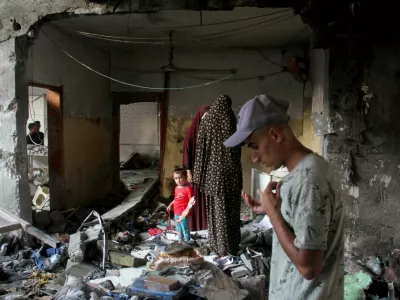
left=0, top=194, right=274, bottom=299
left=344, top=251, right=400, bottom=300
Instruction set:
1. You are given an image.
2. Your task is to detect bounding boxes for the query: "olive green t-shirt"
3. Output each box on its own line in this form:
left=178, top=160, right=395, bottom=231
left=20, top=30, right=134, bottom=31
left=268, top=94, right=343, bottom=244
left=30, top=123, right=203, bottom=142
left=269, top=154, right=344, bottom=300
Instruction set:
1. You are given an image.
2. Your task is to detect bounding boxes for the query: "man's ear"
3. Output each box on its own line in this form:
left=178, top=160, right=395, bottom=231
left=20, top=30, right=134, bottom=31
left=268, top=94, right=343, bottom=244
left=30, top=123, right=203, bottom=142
left=270, top=127, right=284, bottom=143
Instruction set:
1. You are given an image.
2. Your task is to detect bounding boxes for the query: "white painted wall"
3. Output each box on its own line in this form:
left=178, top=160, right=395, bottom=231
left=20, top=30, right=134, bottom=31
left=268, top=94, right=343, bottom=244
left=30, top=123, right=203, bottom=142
left=119, top=102, right=159, bottom=162
left=111, top=47, right=306, bottom=119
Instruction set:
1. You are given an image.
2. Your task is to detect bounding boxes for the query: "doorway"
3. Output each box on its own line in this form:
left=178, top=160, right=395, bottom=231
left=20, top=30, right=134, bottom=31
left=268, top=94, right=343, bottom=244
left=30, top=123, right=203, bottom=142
left=112, top=92, right=164, bottom=192
left=27, top=83, right=63, bottom=211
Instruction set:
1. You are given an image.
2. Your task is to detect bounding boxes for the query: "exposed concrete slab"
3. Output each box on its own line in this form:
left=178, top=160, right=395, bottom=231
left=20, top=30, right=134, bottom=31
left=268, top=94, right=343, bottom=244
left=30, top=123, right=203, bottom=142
left=68, top=231, right=86, bottom=263
left=102, top=171, right=159, bottom=222
left=65, top=260, right=97, bottom=277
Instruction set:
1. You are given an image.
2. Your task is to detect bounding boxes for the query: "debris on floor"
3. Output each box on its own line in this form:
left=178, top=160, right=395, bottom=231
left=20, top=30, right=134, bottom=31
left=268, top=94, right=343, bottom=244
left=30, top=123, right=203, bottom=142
left=344, top=249, right=400, bottom=300
left=0, top=168, right=276, bottom=299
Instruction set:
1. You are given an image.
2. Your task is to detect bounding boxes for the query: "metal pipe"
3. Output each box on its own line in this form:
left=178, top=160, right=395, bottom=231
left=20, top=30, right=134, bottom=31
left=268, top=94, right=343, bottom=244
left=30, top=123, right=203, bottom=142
left=77, top=210, right=107, bottom=270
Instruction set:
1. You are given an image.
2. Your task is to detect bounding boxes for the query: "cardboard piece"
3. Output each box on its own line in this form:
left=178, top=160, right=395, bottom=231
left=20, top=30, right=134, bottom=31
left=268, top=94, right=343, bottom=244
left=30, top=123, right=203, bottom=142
left=144, top=276, right=179, bottom=291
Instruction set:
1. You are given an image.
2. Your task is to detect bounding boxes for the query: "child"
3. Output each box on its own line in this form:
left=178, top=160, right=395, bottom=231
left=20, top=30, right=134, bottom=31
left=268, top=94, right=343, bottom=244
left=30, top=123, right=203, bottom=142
left=167, top=168, right=193, bottom=243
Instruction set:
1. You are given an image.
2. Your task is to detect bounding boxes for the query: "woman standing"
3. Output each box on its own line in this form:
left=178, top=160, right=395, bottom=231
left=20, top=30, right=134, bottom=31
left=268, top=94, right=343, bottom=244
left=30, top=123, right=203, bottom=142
left=193, top=95, right=243, bottom=257
left=183, top=105, right=210, bottom=231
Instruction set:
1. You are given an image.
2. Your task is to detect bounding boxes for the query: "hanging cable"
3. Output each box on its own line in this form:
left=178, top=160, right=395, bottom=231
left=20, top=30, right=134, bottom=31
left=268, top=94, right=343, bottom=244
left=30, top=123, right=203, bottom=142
left=126, top=0, right=133, bottom=32
left=173, top=70, right=285, bottom=81
left=256, top=50, right=282, bottom=67
left=116, top=8, right=291, bottom=31
left=69, top=14, right=294, bottom=46
left=40, top=26, right=308, bottom=91
left=71, top=12, right=293, bottom=42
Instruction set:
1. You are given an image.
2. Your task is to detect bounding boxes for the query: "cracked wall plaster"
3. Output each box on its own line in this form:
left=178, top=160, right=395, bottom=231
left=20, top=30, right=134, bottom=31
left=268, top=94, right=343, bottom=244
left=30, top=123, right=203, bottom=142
left=328, top=38, right=400, bottom=260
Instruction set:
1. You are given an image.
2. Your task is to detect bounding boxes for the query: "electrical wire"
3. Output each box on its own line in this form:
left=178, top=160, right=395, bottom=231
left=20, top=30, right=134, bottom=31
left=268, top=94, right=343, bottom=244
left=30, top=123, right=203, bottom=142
left=73, top=12, right=293, bottom=42
left=173, top=70, right=284, bottom=81
left=127, top=0, right=132, bottom=32
left=29, top=94, right=42, bottom=122
left=257, top=49, right=282, bottom=67
left=122, top=8, right=292, bottom=31
left=40, top=26, right=308, bottom=91
left=71, top=14, right=294, bottom=46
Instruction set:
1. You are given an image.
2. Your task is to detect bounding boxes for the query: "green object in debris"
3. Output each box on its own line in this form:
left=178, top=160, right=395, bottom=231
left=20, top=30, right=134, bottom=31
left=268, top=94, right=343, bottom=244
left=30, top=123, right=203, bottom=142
left=344, top=271, right=373, bottom=300
left=109, top=251, right=147, bottom=267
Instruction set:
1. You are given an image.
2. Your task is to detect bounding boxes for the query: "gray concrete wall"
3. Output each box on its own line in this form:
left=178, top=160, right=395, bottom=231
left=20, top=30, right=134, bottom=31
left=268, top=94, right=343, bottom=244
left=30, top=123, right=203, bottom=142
left=25, top=24, right=115, bottom=209
left=110, top=46, right=310, bottom=197
left=111, top=48, right=306, bottom=118
left=325, top=38, right=400, bottom=260
left=0, top=38, right=31, bottom=220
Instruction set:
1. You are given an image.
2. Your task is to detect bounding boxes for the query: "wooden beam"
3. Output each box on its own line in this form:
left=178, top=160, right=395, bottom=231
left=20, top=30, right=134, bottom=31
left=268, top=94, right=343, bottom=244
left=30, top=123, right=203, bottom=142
left=0, top=209, right=60, bottom=248
left=0, top=222, right=22, bottom=234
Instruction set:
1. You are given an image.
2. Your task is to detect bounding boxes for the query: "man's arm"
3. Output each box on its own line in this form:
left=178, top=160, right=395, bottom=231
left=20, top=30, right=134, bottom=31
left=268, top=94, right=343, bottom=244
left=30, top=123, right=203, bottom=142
left=269, top=212, right=325, bottom=280
left=256, top=181, right=329, bottom=280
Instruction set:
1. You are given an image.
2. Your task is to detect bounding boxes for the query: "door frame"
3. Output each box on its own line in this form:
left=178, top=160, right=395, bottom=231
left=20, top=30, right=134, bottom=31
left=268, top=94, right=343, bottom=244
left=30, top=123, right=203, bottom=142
left=111, top=92, right=166, bottom=186
left=28, top=82, right=64, bottom=209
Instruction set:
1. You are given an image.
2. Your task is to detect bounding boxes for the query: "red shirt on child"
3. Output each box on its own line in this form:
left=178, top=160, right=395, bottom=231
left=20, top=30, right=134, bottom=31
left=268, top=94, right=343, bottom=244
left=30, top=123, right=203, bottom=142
left=174, top=185, right=193, bottom=216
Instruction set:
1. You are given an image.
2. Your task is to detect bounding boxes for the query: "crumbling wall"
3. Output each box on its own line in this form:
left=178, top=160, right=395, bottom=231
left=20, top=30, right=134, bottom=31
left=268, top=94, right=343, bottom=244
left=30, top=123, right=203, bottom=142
left=0, top=0, right=115, bottom=220
left=326, top=38, right=400, bottom=261
left=26, top=24, right=115, bottom=209
left=0, top=38, right=31, bottom=220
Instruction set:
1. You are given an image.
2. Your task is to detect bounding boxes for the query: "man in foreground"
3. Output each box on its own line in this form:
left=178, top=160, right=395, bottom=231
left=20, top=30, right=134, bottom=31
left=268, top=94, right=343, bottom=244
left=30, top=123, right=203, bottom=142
left=224, top=95, right=344, bottom=300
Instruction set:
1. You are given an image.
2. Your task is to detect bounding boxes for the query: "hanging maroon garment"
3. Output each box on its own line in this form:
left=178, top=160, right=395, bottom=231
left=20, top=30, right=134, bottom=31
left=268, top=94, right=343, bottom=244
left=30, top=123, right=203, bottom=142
left=183, top=105, right=209, bottom=231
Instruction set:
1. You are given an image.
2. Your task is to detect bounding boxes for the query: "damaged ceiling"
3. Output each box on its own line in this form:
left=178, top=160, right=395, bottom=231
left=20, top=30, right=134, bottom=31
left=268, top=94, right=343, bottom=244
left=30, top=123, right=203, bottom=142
left=50, top=8, right=310, bottom=51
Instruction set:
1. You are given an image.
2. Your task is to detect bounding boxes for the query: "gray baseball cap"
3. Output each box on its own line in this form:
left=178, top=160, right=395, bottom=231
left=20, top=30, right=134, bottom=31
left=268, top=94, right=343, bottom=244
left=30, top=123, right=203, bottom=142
left=224, top=94, right=289, bottom=147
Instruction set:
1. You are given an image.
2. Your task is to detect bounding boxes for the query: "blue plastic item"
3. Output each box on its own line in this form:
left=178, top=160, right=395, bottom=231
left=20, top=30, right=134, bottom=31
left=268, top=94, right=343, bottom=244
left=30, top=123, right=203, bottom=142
left=128, top=277, right=186, bottom=300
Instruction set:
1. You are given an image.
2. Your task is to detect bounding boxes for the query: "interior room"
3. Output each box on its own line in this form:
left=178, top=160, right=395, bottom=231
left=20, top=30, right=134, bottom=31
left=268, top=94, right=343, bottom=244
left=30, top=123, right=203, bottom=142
left=24, top=7, right=314, bottom=214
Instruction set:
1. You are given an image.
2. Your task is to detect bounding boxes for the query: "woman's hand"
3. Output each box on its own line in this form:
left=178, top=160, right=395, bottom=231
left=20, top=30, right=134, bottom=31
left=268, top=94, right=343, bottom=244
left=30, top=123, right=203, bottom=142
left=187, top=170, right=193, bottom=183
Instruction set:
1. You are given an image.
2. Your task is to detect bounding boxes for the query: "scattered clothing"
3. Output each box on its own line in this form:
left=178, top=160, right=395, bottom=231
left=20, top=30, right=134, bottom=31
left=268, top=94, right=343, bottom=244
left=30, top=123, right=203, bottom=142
left=183, top=105, right=210, bottom=231
left=31, top=246, right=65, bottom=272
left=193, top=95, right=243, bottom=256
left=148, top=228, right=163, bottom=237
left=269, top=153, right=344, bottom=300
left=174, top=215, right=190, bottom=242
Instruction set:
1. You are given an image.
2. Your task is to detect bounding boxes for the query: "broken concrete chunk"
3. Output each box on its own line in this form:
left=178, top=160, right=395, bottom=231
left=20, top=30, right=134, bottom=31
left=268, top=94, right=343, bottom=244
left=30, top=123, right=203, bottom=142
left=231, top=266, right=249, bottom=278
left=84, top=224, right=103, bottom=243
left=65, top=260, right=97, bottom=277
left=68, top=232, right=86, bottom=263
left=99, top=279, right=115, bottom=291
left=233, top=275, right=266, bottom=300
left=109, top=251, right=147, bottom=267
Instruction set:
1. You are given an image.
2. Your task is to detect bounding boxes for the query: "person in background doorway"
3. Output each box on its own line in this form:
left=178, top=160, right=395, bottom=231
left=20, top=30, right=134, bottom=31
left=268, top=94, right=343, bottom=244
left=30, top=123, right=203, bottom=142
left=193, top=95, right=242, bottom=257
left=27, top=123, right=42, bottom=145
left=34, top=121, right=45, bottom=145
left=183, top=105, right=210, bottom=231
left=167, top=168, right=193, bottom=243
left=224, top=94, right=344, bottom=300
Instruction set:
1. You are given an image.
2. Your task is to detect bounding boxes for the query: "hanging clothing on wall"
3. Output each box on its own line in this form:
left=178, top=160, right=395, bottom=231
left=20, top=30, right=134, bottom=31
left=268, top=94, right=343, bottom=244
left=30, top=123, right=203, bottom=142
left=183, top=105, right=210, bottom=231
left=193, top=95, right=243, bottom=256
